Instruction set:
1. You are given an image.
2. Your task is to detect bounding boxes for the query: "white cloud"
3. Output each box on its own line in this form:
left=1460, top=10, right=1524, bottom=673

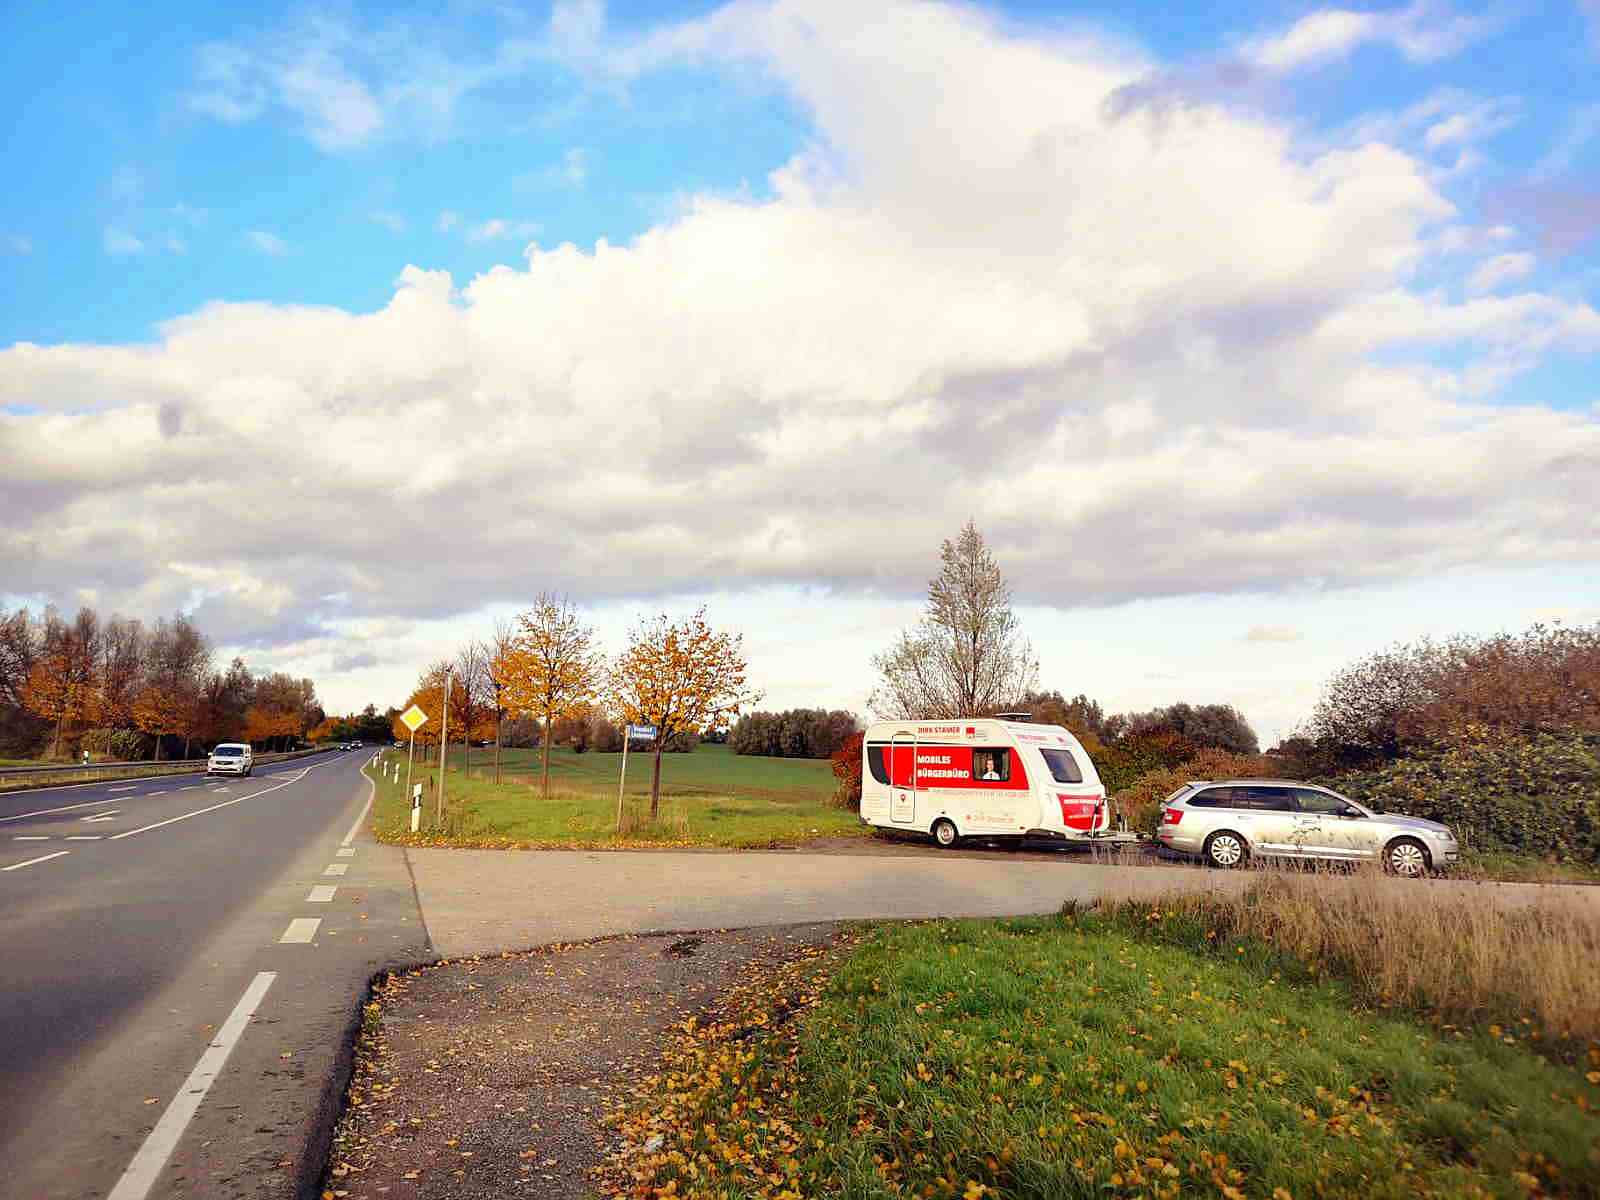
left=243, top=230, right=289, bottom=256
left=464, top=218, right=541, bottom=242
left=102, top=228, right=145, bottom=256
left=1245, top=2, right=1503, bottom=71
left=1466, top=252, right=1535, bottom=294
left=1244, top=626, right=1303, bottom=643
left=1534, top=102, right=1600, bottom=178
left=6, top=1, right=1599, bottom=720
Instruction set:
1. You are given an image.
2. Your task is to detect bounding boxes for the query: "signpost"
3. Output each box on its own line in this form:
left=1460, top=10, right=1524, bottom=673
left=616, top=724, right=658, bottom=832
left=399, top=703, right=428, bottom=819
left=411, top=783, right=423, bottom=833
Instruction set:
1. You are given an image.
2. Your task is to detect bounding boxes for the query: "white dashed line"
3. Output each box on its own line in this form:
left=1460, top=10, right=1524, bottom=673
left=65, top=835, right=103, bottom=841
left=306, top=884, right=337, bottom=902
left=82, top=811, right=119, bottom=822
left=146, top=790, right=166, bottom=796
left=0, top=796, right=120, bottom=823
left=322, top=863, right=348, bottom=876
left=180, top=785, right=203, bottom=791
left=13, top=835, right=49, bottom=841
left=335, top=847, right=355, bottom=857
left=108, top=769, right=310, bottom=841
left=106, top=971, right=276, bottom=1200
left=279, top=918, right=321, bottom=944
left=2, top=850, right=70, bottom=872
left=108, top=785, right=138, bottom=792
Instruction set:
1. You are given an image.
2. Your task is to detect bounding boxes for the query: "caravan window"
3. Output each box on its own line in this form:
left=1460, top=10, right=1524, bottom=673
left=973, top=749, right=1011, bottom=782
left=1039, top=748, right=1084, bottom=784
left=865, top=744, right=890, bottom=784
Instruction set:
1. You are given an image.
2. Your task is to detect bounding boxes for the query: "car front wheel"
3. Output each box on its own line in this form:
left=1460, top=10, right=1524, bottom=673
left=931, top=818, right=959, bottom=849
left=1204, top=831, right=1248, bottom=869
left=1385, top=838, right=1429, bottom=878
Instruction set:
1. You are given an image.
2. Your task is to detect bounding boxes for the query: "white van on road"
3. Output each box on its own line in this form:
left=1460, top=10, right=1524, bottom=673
left=860, top=718, right=1126, bottom=848
left=207, top=743, right=253, bottom=777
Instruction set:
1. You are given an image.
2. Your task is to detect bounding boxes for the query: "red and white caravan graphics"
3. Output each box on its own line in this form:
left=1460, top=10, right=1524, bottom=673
left=859, top=718, right=1108, bottom=844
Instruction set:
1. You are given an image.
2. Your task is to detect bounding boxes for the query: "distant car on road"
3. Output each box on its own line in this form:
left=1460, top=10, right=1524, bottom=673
left=207, top=743, right=253, bottom=777
left=1156, top=779, right=1458, bottom=876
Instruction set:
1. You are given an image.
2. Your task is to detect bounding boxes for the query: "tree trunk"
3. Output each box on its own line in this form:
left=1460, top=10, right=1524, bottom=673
left=51, top=709, right=65, bottom=760
left=183, top=733, right=192, bottom=760
left=154, top=735, right=163, bottom=762
left=540, top=718, right=551, bottom=799
left=650, top=739, right=664, bottom=820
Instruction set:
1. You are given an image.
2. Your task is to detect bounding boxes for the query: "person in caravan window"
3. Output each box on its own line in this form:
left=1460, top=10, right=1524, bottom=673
left=979, top=753, right=1001, bottom=780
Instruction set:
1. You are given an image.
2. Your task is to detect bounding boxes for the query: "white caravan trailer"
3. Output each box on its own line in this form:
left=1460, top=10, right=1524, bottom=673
left=860, top=718, right=1119, bottom=848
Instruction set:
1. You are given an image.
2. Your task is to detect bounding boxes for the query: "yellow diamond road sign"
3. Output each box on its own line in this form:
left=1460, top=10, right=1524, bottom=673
left=400, top=704, right=428, bottom=733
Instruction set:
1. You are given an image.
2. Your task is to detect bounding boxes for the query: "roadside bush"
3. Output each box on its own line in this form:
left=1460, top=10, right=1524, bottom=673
left=80, top=727, right=149, bottom=760
left=829, top=730, right=863, bottom=810
left=1112, top=747, right=1292, bottom=834
left=1094, top=730, right=1197, bottom=794
left=1112, top=701, right=1259, bottom=755
left=588, top=716, right=624, bottom=753
left=1334, top=727, right=1600, bottom=861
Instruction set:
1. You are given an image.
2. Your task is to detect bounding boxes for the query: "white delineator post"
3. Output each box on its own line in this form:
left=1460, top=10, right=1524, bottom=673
left=410, top=783, right=422, bottom=833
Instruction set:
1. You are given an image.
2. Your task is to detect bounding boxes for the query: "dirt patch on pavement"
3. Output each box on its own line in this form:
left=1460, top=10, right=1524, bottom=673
left=322, top=924, right=847, bottom=1200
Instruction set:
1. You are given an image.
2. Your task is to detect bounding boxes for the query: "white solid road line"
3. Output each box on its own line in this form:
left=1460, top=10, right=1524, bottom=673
left=340, top=789, right=373, bottom=846
left=106, top=971, right=277, bottom=1200
left=335, top=847, right=355, bottom=857
left=323, top=862, right=348, bottom=876
left=108, top=785, right=139, bottom=792
left=82, top=810, right=120, bottom=822
left=306, top=884, right=337, bottom=902
left=279, top=918, right=321, bottom=943
left=108, top=769, right=311, bottom=842
left=2, top=850, right=70, bottom=872
left=0, top=795, right=121, bottom=824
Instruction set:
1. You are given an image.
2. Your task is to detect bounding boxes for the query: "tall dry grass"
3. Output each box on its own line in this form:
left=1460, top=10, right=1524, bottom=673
left=1104, top=867, right=1600, bottom=1048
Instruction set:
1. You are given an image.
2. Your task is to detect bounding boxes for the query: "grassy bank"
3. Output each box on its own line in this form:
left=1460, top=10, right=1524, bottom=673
left=602, top=911, right=1600, bottom=1199
left=365, top=742, right=865, bottom=848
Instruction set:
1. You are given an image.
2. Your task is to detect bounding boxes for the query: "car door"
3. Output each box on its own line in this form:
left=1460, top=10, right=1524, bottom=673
left=1235, top=786, right=1304, bottom=855
left=1292, top=787, right=1375, bottom=861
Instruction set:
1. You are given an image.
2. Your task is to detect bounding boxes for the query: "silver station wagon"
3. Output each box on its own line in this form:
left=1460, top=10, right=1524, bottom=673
left=1156, top=779, right=1459, bottom=877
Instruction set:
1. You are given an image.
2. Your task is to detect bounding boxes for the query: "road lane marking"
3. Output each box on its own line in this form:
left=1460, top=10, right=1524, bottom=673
left=65, top=835, right=103, bottom=841
left=336, top=847, right=355, bottom=857
left=108, top=785, right=138, bottom=792
left=340, top=790, right=373, bottom=846
left=146, top=790, right=166, bottom=796
left=0, top=796, right=121, bottom=824
left=13, top=835, right=49, bottom=840
left=82, top=810, right=120, bottom=822
left=180, top=785, right=202, bottom=791
left=108, top=769, right=312, bottom=841
left=323, top=863, right=348, bottom=876
left=307, top=884, right=337, bottom=902
left=279, top=918, right=321, bottom=943
left=2, top=850, right=70, bottom=872
left=106, top=971, right=277, bottom=1200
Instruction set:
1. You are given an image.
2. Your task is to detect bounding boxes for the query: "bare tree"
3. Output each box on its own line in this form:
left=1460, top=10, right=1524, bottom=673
left=869, top=521, right=1037, bottom=719
left=484, top=619, right=518, bottom=784
left=453, top=641, right=493, bottom=775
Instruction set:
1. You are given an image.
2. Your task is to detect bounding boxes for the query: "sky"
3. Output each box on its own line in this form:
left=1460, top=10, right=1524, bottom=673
left=1, top=0, right=1598, bottom=746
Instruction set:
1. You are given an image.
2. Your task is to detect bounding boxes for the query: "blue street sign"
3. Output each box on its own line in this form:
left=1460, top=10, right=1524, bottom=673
left=627, top=724, right=658, bottom=739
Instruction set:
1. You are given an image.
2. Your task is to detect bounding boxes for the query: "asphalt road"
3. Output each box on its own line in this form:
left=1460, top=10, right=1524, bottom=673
left=0, top=749, right=429, bottom=1200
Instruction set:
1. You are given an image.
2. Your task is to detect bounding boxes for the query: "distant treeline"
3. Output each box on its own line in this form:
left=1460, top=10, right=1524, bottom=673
left=729, top=709, right=860, bottom=759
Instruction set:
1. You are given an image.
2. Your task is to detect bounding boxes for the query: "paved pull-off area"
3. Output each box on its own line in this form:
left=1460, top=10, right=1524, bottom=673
left=0, top=752, right=428, bottom=1200
left=405, top=844, right=1600, bottom=959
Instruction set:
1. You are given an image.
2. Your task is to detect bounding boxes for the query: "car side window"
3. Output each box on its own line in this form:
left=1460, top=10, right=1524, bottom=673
left=865, top=745, right=890, bottom=785
left=1294, top=788, right=1354, bottom=816
left=1186, top=787, right=1229, bottom=808
left=1238, top=786, right=1296, bottom=812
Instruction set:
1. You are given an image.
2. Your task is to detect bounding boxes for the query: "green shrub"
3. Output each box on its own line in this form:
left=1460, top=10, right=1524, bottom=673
left=1334, top=728, right=1600, bottom=861
left=80, top=727, right=150, bottom=760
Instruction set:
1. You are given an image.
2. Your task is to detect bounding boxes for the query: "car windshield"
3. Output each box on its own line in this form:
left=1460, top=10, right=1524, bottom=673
left=1039, top=748, right=1083, bottom=784
left=213, top=747, right=242, bottom=757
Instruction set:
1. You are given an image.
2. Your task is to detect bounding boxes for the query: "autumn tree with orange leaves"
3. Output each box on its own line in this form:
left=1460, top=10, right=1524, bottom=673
left=608, top=608, right=761, bottom=819
left=501, top=595, right=602, bottom=798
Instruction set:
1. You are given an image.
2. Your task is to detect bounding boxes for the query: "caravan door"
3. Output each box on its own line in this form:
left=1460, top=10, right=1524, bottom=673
left=890, top=732, right=916, bottom=824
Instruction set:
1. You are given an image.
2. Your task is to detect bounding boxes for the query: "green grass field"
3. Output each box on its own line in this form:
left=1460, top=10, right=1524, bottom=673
left=607, top=912, right=1600, bottom=1199
left=366, top=742, right=866, bottom=848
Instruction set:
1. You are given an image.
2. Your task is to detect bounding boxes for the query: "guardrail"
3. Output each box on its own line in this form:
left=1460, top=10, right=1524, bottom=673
left=0, top=746, right=338, bottom=791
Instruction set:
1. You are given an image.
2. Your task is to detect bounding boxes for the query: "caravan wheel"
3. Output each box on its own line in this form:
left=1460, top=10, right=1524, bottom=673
left=931, top=818, right=959, bottom=849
